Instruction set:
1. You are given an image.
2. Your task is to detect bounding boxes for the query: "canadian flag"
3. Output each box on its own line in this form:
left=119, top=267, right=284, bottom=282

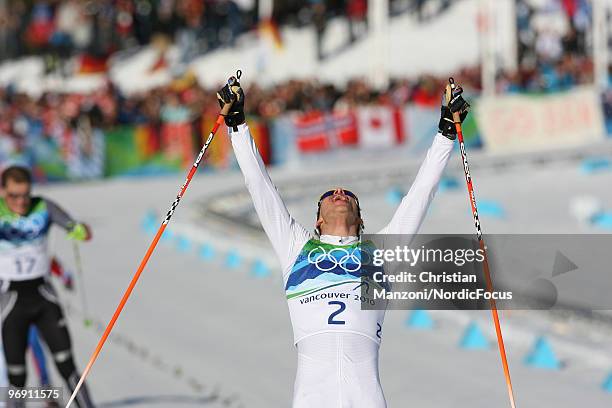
left=356, top=106, right=404, bottom=148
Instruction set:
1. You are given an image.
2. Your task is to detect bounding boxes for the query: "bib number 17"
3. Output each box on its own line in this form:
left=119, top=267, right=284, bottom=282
left=327, top=301, right=346, bottom=325
left=15, top=257, right=36, bottom=276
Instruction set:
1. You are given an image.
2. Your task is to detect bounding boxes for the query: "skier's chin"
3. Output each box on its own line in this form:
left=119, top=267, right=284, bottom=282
left=332, top=199, right=350, bottom=208
left=11, top=204, right=29, bottom=216
left=331, top=206, right=353, bottom=217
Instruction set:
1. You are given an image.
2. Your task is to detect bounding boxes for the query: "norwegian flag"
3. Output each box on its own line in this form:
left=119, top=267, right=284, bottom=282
left=294, top=111, right=358, bottom=153
left=356, top=106, right=404, bottom=148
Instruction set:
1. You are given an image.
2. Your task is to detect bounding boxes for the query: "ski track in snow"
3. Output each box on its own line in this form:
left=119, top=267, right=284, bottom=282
left=34, top=150, right=612, bottom=407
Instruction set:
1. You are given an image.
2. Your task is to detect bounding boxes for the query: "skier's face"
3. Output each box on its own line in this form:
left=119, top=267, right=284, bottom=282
left=4, top=179, right=31, bottom=216
left=316, top=188, right=362, bottom=231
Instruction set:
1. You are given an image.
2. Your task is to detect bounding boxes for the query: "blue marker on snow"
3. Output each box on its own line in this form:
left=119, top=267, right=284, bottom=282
left=459, top=321, right=490, bottom=350
left=251, top=259, right=271, bottom=278
left=199, top=244, right=215, bottom=261
left=405, top=310, right=434, bottom=330
left=524, top=336, right=561, bottom=370
left=225, top=250, right=242, bottom=269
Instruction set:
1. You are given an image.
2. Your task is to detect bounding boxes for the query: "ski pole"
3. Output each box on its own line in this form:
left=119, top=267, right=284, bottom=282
left=65, top=74, right=238, bottom=408
left=448, top=77, right=517, bottom=408
left=72, top=241, right=92, bottom=327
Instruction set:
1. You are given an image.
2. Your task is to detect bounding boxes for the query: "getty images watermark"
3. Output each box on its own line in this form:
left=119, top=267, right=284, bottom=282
left=367, top=244, right=513, bottom=303
left=357, top=234, right=612, bottom=311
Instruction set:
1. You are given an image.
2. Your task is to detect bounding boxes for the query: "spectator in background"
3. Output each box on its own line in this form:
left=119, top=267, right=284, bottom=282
left=133, top=0, right=155, bottom=45
left=311, top=0, right=327, bottom=61
left=176, top=0, right=205, bottom=66
left=215, top=0, right=243, bottom=47
left=153, top=0, right=180, bottom=38
left=603, top=85, right=612, bottom=134
left=497, top=70, right=523, bottom=94
left=347, top=0, right=367, bottom=44
left=415, top=0, right=427, bottom=22
left=411, top=76, right=440, bottom=107
left=562, top=23, right=580, bottom=54
left=116, top=96, right=145, bottom=125
left=115, top=0, right=137, bottom=49
left=160, top=91, right=190, bottom=123
left=25, top=0, right=56, bottom=52
left=88, top=1, right=117, bottom=57
left=388, top=79, right=412, bottom=106
left=67, top=109, right=105, bottom=179
left=52, top=0, right=92, bottom=57
left=535, top=27, right=564, bottom=64
left=561, top=0, right=591, bottom=52
left=0, top=2, right=29, bottom=60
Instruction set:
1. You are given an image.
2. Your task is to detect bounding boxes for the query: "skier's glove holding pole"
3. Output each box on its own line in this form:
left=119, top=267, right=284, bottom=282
left=217, top=71, right=245, bottom=130
left=438, top=82, right=470, bottom=140
left=67, top=223, right=92, bottom=242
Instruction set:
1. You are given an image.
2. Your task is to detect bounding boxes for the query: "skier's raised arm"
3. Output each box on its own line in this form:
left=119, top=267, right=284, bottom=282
left=378, top=84, right=470, bottom=236
left=217, top=77, right=311, bottom=272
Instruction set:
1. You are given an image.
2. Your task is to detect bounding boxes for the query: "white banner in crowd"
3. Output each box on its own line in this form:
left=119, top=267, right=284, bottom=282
left=356, top=106, right=399, bottom=149
left=476, top=87, right=606, bottom=153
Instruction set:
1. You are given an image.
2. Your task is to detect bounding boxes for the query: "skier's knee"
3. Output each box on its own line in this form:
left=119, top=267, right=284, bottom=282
left=53, top=349, right=76, bottom=379
left=7, top=364, right=26, bottom=388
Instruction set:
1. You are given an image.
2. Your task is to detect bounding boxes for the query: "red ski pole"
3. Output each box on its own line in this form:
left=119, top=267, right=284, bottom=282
left=64, top=81, right=236, bottom=407
left=448, top=77, right=517, bottom=408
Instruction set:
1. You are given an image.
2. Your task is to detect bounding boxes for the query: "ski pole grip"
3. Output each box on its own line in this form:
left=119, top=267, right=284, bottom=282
left=220, top=102, right=233, bottom=116
left=447, top=77, right=461, bottom=124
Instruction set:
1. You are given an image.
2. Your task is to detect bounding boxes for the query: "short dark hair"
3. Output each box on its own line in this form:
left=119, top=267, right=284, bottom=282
left=1, top=165, right=32, bottom=187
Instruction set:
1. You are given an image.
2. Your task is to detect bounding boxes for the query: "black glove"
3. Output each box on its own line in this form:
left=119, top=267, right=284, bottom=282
left=217, top=75, right=245, bottom=130
left=438, top=84, right=470, bottom=140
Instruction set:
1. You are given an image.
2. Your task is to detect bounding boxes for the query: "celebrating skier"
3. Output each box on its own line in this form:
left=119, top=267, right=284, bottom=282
left=217, top=76, right=469, bottom=407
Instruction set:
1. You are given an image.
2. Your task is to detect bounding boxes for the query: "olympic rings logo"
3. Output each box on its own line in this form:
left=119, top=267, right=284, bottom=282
left=307, top=246, right=371, bottom=273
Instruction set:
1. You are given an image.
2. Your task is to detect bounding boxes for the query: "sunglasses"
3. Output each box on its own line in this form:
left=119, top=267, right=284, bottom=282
left=6, top=192, right=30, bottom=200
left=318, top=189, right=359, bottom=205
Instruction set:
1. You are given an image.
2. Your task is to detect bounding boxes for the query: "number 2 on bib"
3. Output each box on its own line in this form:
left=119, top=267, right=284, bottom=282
left=327, top=301, right=346, bottom=325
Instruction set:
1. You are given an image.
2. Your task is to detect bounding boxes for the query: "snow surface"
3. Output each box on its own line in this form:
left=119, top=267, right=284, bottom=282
left=31, top=143, right=612, bottom=407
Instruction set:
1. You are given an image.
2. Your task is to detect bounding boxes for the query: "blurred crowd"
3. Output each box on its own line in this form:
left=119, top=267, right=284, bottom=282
left=0, top=54, right=601, bottom=147
left=246, top=67, right=480, bottom=117
left=0, top=0, right=254, bottom=62
left=0, top=0, right=603, bottom=155
left=0, top=67, right=481, bottom=141
left=505, top=0, right=595, bottom=92
left=0, top=0, right=469, bottom=159
left=497, top=54, right=594, bottom=93
left=0, top=0, right=255, bottom=63
left=0, top=67, right=477, bottom=169
left=516, top=0, right=591, bottom=67
left=0, top=0, right=455, bottom=63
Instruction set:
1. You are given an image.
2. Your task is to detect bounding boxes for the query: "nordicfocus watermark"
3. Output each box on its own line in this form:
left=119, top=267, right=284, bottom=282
left=359, top=234, right=612, bottom=311
left=372, top=275, right=512, bottom=302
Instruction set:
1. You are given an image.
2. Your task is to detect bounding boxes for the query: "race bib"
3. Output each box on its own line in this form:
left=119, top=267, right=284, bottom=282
left=285, top=239, right=387, bottom=344
left=0, top=242, right=50, bottom=281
